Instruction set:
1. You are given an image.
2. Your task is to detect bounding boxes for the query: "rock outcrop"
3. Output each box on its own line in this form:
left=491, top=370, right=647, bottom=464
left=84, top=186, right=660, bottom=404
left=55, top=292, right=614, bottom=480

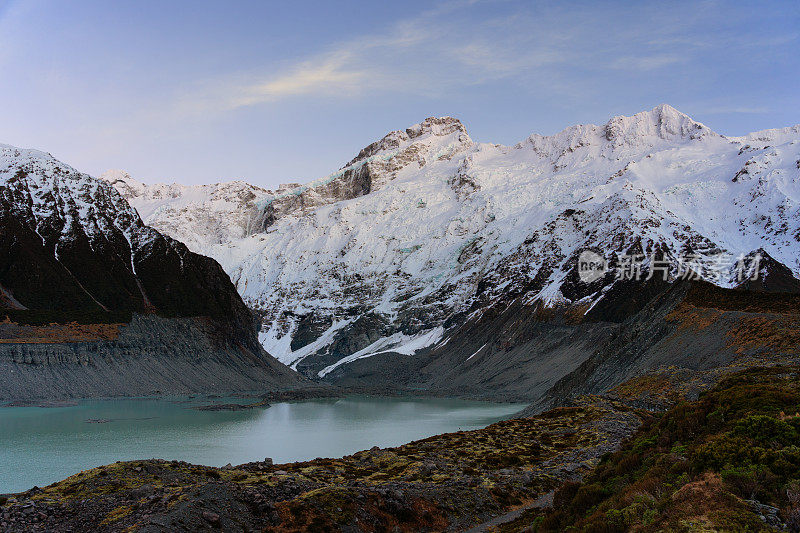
left=0, top=144, right=305, bottom=400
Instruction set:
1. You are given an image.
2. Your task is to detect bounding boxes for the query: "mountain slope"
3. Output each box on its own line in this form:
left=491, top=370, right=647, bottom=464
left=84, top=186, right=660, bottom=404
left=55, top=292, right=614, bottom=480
left=0, top=144, right=305, bottom=400
left=105, top=106, right=800, bottom=385
left=100, top=169, right=274, bottom=252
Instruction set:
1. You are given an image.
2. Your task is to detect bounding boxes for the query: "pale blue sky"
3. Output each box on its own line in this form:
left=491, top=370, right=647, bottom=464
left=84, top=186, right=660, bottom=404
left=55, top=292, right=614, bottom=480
left=0, top=0, right=798, bottom=187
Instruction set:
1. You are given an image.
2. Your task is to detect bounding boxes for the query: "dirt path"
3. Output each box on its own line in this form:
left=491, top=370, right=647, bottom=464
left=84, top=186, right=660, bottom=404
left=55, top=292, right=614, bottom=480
left=463, top=490, right=554, bottom=532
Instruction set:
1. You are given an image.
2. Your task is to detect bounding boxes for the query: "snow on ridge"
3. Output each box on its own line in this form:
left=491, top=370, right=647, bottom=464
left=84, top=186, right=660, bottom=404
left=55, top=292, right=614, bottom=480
left=0, top=143, right=171, bottom=267
left=345, top=116, right=470, bottom=167
left=317, top=326, right=445, bottom=378
left=98, top=170, right=274, bottom=250
left=732, top=124, right=800, bottom=147
left=96, top=107, right=800, bottom=375
left=519, top=104, right=717, bottom=160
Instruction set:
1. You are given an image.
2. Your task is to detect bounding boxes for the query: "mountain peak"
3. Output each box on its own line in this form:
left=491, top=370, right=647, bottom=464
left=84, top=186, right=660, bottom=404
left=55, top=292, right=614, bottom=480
left=346, top=116, right=471, bottom=168
left=100, top=168, right=135, bottom=184
left=522, top=105, right=717, bottom=157
left=94, top=111, right=800, bottom=380
left=406, top=116, right=467, bottom=138
left=652, top=103, right=686, bottom=117
left=100, top=169, right=146, bottom=199
left=603, top=104, right=714, bottom=145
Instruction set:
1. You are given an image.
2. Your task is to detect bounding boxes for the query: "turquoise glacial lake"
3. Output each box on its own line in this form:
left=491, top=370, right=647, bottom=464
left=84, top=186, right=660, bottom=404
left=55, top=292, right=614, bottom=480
left=0, top=396, right=525, bottom=494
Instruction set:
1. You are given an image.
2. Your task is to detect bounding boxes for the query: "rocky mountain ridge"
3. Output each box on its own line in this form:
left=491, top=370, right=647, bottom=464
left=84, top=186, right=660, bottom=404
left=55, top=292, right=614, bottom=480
left=103, top=106, right=800, bottom=386
left=0, top=143, right=305, bottom=400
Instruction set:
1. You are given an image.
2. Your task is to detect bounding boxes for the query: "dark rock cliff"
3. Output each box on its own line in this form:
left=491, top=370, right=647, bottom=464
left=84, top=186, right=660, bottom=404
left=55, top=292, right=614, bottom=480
left=0, top=144, right=305, bottom=400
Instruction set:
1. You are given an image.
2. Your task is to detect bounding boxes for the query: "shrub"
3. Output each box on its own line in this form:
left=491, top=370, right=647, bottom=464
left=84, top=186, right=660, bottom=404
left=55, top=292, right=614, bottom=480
left=721, top=466, right=760, bottom=499
left=571, top=483, right=608, bottom=513
left=532, top=367, right=800, bottom=531
left=553, top=481, right=580, bottom=510
left=734, top=415, right=798, bottom=445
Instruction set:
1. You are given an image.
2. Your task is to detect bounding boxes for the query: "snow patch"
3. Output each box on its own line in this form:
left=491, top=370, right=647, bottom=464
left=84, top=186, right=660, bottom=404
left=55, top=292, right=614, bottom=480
left=318, top=327, right=445, bottom=377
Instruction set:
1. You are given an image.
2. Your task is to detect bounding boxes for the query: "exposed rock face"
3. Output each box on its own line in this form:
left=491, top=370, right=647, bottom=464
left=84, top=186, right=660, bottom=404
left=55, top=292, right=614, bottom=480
left=0, top=315, right=300, bottom=401
left=104, top=106, right=800, bottom=383
left=327, top=277, right=800, bottom=411
left=0, top=144, right=304, bottom=400
left=735, top=249, right=800, bottom=293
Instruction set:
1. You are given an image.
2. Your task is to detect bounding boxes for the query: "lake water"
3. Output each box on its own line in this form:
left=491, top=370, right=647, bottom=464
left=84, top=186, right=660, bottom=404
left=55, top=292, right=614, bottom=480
left=0, top=396, right=525, bottom=494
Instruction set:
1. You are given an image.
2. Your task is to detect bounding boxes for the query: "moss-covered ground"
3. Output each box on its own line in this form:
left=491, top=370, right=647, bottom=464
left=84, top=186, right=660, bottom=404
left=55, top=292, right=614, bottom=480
left=499, top=365, right=800, bottom=532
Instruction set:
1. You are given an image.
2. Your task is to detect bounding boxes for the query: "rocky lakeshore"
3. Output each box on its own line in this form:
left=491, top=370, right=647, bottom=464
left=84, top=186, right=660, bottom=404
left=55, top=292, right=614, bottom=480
left=3, top=363, right=799, bottom=532
left=0, top=394, right=647, bottom=532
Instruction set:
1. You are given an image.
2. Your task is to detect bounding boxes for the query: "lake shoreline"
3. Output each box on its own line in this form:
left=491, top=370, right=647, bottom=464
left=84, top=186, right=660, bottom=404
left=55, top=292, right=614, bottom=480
left=0, top=395, right=526, bottom=495
left=0, top=393, right=645, bottom=531
left=0, top=382, right=531, bottom=409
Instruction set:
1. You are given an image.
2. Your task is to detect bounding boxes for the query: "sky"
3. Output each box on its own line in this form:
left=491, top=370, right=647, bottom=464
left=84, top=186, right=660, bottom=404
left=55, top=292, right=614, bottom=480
left=0, top=0, right=798, bottom=188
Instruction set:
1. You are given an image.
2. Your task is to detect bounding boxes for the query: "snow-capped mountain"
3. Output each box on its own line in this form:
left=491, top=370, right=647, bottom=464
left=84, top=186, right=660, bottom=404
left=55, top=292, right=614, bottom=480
left=0, top=144, right=303, bottom=399
left=104, top=106, right=800, bottom=378
left=0, top=145, right=244, bottom=327
left=100, top=169, right=274, bottom=252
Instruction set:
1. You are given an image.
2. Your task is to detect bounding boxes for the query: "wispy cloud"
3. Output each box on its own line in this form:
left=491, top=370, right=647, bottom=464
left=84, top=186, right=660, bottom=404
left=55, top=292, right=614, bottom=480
left=3, top=0, right=797, bottom=185
left=611, top=54, right=686, bottom=71
left=180, top=1, right=590, bottom=112
left=230, top=52, right=368, bottom=106
left=185, top=0, right=769, bottom=115
left=183, top=20, right=433, bottom=111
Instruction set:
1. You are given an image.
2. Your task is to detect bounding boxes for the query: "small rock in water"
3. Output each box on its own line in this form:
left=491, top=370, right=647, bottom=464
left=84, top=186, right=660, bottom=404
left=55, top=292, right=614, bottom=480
left=85, top=418, right=112, bottom=424
left=195, top=403, right=249, bottom=411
